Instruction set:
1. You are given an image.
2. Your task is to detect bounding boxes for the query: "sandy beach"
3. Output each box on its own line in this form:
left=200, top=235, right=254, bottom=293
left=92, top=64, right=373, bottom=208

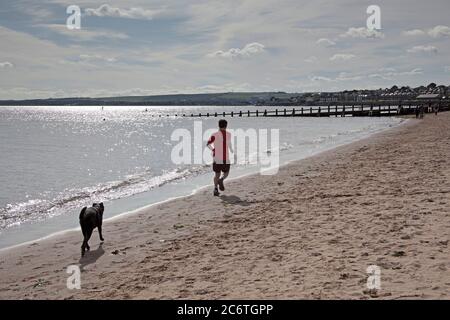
left=0, top=112, right=449, bottom=300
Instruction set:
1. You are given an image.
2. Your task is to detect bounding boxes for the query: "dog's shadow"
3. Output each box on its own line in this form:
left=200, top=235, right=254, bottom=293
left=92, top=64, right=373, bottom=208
left=78, top=243, right=105, bottom=271
left=220, top=195, right=251, bottom=206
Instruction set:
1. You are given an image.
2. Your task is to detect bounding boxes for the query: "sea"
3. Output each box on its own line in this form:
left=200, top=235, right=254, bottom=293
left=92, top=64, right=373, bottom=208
left=0, top=105, right=404, bottom=249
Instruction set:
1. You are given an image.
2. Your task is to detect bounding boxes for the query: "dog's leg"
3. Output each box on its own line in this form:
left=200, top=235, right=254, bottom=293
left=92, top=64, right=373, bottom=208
left=98, top=225, right=104, bottom=242
left=81, top=240, right=86, bottom=257
left=81, top=226, right=87, bottom=257
left=85, top=228, right=93, bottom=251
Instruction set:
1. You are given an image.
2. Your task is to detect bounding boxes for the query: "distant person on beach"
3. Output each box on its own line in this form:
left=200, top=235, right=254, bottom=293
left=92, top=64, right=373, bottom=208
left=419, top=105, right=424, bottom=119
left=207, top=119, right=233, bottom=196
left=415, top=106, right=420, bottom=119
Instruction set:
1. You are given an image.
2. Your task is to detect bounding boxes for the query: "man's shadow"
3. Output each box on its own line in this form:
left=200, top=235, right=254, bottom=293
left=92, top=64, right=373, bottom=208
left=78, top=243, right=105, bottom=271
left=220, top=195, right=252, bottom=206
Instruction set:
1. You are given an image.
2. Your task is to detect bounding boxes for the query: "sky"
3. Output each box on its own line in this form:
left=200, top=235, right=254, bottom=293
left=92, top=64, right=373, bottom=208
left=0, top=0, right=449, bottom=99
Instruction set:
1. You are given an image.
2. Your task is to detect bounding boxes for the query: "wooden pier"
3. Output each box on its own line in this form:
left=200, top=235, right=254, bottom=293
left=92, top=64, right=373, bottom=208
left=152, top=101, right=450, bottom=118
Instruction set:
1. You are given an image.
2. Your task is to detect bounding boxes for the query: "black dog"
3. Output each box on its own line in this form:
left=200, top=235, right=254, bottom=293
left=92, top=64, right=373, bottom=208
left=79, top=203, right=105, bottom=257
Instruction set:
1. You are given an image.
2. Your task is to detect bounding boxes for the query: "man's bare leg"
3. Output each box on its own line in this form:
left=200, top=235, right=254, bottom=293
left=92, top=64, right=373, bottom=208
left=214, top=172, right=221, bottom=196
left=218, top=171, right=229, bottom=191
left=214, top=172, right=221, bottom=187
left=221, top=171, right=229, bottom=181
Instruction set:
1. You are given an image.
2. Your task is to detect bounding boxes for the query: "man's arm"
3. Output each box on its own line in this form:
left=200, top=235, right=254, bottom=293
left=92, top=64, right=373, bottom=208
left=228, top=136, right=234, bottom=154
left=206, top=135, right=215, bottom=150
left=228, top=133, right=236, bottom=164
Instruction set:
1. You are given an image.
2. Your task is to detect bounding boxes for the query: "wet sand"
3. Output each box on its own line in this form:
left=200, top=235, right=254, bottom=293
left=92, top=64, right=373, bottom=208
left=0, top=113, right=449, bottom=299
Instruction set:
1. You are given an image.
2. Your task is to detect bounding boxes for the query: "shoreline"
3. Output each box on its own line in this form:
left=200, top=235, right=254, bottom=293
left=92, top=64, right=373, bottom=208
left=0, top=118, right=406, bottom=253
left=1, top=114, right=449, bottom=299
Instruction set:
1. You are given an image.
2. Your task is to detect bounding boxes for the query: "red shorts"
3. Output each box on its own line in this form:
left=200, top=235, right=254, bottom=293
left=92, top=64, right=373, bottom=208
left=213, top=162, right=230, bottom=173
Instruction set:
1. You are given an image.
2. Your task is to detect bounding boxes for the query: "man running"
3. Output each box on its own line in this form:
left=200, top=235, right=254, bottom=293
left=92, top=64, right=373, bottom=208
left=207, top=119, right=233, bottom=196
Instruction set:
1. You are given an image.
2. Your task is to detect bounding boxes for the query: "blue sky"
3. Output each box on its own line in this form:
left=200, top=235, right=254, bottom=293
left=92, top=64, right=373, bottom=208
left=0, top=0, right=449, bottom=99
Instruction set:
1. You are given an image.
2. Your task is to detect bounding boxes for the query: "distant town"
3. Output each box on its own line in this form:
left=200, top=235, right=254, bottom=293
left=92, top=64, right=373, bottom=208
left=0, top=83, right=448, bottom=106
left=265, top=83, right=448, bottom=106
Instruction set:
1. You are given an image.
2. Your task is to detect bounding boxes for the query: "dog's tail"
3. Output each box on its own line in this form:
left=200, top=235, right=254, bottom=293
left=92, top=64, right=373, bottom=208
left=79, top=207, right=87, bottom=220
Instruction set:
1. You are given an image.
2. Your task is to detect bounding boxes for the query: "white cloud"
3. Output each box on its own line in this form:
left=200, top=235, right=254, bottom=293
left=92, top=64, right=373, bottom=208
left=340, top=27, right=385, bottom=39
left=311, top=72, right=362, bottom=82
left=0, top=86, right=159, bottom=100
left=378, top=67, right=397, bottom=72
left=336, top=72, right=362, bottom=81
left=311, top=75, right=333, bottom=82
left=0, top=87, right=67, bottom=99
left=0, top=61, right=14, bottom=68
left=208, top=42, right=265, bottom=59
left=367, top=73, right=384, bottom=79
left=79, top=54, right=117, bottom=63
left=195, top=82, right=253, bottom=93
left=329, top=53, right=355, bottom=61
left=403, top=29, right=426, bottom=36
left=407, top=45, right=438, bottom=54
left=39, top=24, right=129, bottom=40
left=17, top=4, right=54, bottom=21
left=85, top=4, right=161, bottom=20
left=316, top=38, right=335, bottom=46
left=400, top=68, right=423, bottom=76
left=304, top=56, right=318, bottom=63
left=428, top=25, right=450, bottom=38
left=312, top=67, right=422, bottom=84
left=403, top=26, right=450, bottom=38
left=58, top=54, right=118, bottom=68
left=369, top=68, right=423, bottom=79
